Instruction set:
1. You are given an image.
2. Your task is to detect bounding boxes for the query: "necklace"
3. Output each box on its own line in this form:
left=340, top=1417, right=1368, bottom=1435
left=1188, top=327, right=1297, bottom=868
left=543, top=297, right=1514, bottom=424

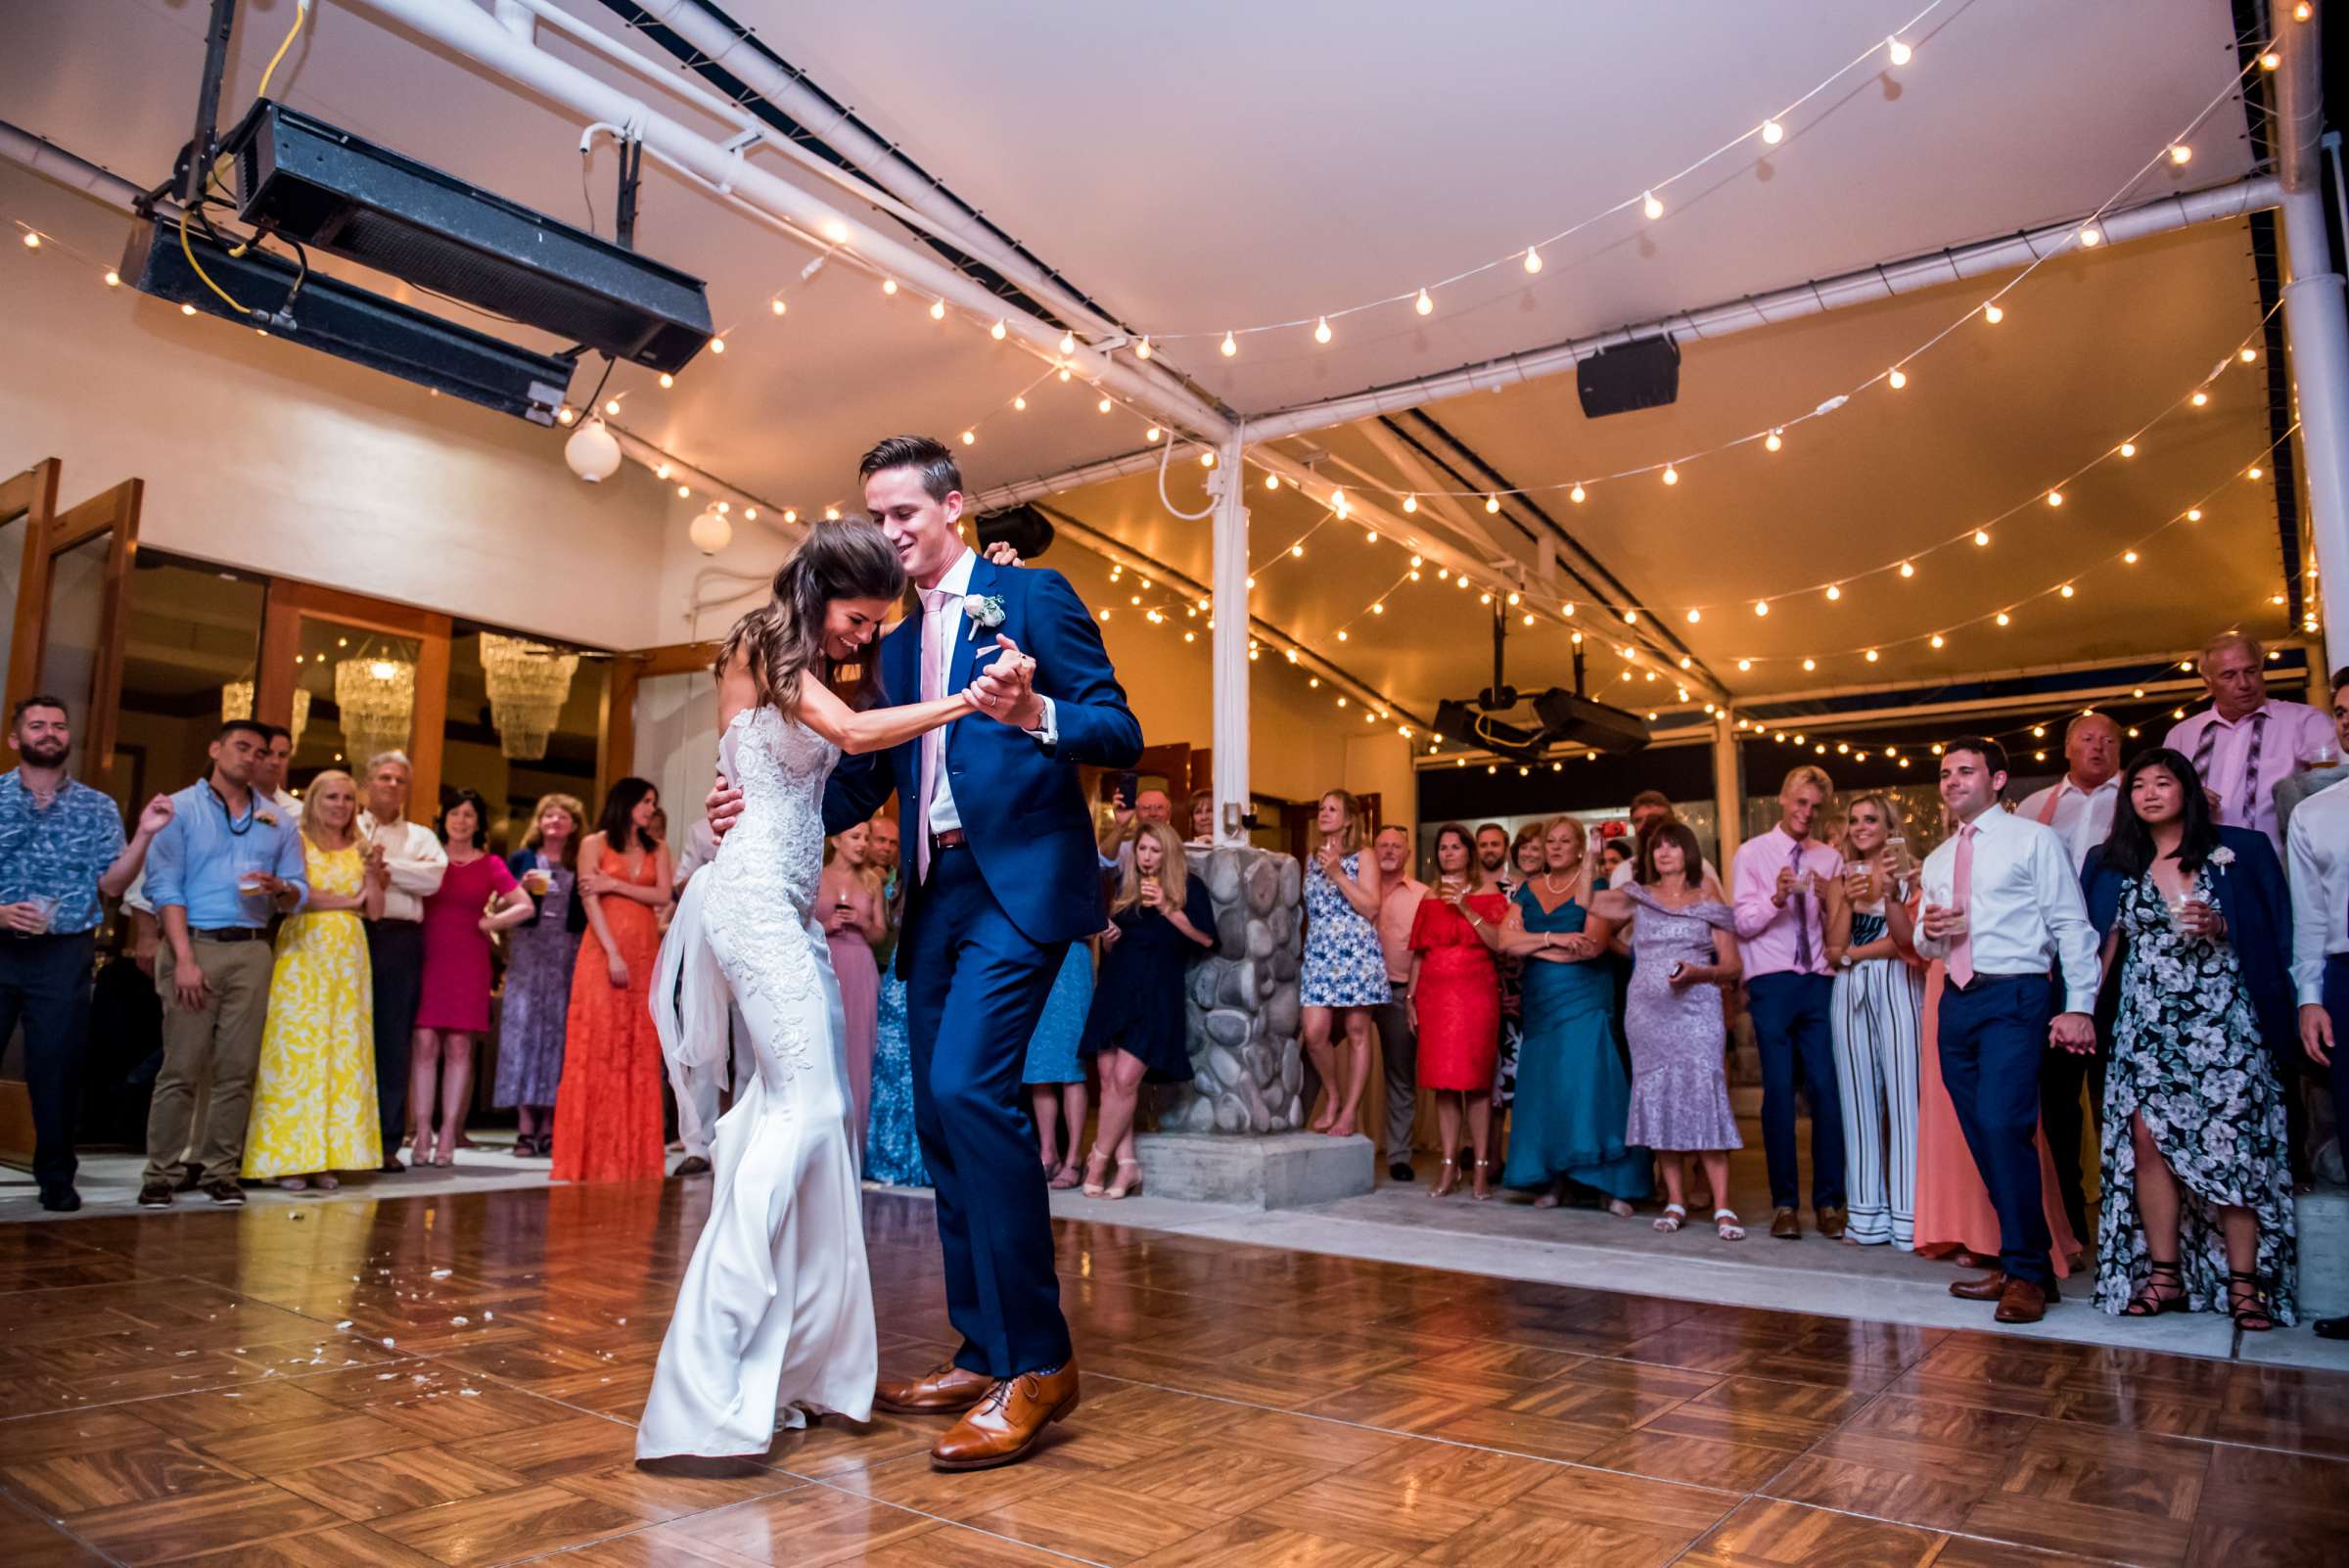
left=1540, top=871, right=1574, bottom=899
left=207, top=780, right=256, bottom=836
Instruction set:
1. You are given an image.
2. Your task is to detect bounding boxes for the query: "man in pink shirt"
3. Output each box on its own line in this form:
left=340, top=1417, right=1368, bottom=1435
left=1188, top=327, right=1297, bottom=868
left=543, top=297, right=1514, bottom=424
left=2163, top=629, right=2332, bottom=849
left=1369, top=825, right=1429, bottom=1183
left=1730, top=764, right=1847, bottom=1241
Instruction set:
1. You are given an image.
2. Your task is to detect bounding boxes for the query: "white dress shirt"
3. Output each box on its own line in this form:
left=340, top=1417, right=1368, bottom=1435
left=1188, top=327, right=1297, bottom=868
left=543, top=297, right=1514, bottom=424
left=673, top=817, right=719, bottom=889
left=357, top=811, right=448, bottom=922
left=2013, top=774, right=2120, bottom=873
left=918, top=548, right=1055, bottom=842
left=1912, top=805, right=2101, bottom=1014
left=2285, top=777, right=2349, bottom=1005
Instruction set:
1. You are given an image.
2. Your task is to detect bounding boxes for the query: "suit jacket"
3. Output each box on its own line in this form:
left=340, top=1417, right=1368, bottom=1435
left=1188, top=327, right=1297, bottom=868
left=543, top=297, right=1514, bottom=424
left=2081, top=825, right=2296, bottom=1069
left=822, top=554, right=1141, bottom=954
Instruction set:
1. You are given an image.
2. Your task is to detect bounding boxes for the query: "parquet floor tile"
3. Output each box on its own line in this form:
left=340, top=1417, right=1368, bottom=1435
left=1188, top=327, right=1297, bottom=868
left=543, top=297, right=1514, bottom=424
left=4, top=1182, right=2345, bottom=1568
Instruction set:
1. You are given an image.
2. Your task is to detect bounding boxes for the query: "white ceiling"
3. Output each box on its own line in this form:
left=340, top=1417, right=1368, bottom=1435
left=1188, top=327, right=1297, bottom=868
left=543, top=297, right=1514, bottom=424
left=4, top=0, right=2296, bottom=729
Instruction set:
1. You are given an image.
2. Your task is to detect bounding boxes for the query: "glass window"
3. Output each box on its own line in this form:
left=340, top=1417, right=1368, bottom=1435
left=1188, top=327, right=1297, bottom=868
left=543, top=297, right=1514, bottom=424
left=0, top=511, right=23, bottom=708
left=112, top=555, right=268, bottom=815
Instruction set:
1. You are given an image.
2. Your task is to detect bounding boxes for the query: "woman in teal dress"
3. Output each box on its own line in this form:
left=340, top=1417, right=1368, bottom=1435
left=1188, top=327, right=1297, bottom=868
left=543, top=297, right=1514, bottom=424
left=1483, top=816, right=1650, bottom=1212
left=860, top=835, right=930, bottom=1188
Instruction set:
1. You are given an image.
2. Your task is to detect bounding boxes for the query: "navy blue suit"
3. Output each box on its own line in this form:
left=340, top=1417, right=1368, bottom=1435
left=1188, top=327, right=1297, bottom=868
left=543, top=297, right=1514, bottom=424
left=824, top=554, right=1139, bottom=1377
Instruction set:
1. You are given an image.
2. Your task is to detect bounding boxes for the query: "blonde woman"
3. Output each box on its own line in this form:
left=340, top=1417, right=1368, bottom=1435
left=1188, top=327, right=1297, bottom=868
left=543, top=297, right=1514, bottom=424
left=242, top=771, right=384, bottom=1189
left=1824, top=794, right=1926, bottom=1249
left=1300, top=789, right=1387, bottom=1137
left=1077, top=823, right=1215, bottom=1196
left=496, top=793, right=585, bottom=1157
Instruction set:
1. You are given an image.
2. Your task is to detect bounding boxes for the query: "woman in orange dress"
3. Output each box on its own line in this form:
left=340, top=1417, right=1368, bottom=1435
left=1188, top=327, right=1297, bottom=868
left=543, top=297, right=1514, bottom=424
left=552, top=777, right=673, bottom=1182
left=1407, top=822, right=1509, bottom=1200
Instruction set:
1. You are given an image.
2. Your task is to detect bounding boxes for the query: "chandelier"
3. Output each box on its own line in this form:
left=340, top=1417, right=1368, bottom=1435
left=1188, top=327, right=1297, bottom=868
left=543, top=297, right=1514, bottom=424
left=478, top=634, right=580, bottom=760
left=219, top=681, right=313, bottom=756
left=334, top=656, right=416, bottom=765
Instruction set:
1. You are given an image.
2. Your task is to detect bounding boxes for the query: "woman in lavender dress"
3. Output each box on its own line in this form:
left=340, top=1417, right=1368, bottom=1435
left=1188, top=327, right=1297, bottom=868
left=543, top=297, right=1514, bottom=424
left=1586, top=821, right=1747, bottom=1241
left=496, top=794, right=584, bottom=1157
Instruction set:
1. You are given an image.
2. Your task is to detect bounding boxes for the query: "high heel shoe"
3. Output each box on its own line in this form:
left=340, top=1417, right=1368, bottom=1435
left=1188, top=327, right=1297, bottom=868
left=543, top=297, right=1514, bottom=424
left=1429, top=1159, right=1460, bottom=1198
left=1081, top=1148, right=1111, bottom=1199
left=1471, top=1159, right=1494, bottom=1201
left=1107, top=1159, right=1143, bottom=1199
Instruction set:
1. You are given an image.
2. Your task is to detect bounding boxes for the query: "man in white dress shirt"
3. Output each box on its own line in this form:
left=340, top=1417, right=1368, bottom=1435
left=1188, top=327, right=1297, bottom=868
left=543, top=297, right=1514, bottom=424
left=2286, top=677, right=2349, bottom=1340
left=2011, top=711, right=2122, bottom=1241
left=1912, top=738, right=2100, bottom=1324
left=2163, top=630, right=2331, bottom=849
left=358, top=752, right=447, bottom=1172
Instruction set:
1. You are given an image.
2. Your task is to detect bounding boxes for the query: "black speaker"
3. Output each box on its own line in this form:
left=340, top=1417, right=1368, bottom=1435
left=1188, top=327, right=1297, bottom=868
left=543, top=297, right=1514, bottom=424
left=1576, top=335, right=1681, bottom=419
left=1532, top=689, right=1653, bottom=754
left=975, top=504, right=1054, bottom=560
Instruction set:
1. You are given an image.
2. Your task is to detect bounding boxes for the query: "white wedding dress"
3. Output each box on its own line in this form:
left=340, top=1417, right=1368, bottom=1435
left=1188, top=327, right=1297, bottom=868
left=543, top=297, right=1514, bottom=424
left=636, top=705, right=876, bottom=1459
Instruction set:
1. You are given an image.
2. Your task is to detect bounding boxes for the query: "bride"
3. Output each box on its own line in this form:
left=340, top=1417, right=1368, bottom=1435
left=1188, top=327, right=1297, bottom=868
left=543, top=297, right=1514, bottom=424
left=636, top=519, right=1007, bottom=1460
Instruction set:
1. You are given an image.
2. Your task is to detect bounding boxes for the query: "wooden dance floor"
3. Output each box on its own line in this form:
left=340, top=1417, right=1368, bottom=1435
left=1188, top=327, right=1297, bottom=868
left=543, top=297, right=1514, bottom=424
left=3, top=1184, right=2343, bottom=1567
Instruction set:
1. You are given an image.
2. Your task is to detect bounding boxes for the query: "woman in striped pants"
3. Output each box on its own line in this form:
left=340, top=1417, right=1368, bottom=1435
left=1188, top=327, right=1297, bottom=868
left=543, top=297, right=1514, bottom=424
left=1825, top=796, right=1927, bottom=1249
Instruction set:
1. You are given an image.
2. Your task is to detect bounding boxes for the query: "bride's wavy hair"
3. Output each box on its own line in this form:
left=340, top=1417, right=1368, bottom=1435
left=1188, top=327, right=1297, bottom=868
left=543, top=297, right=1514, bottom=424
left=716, top=519, right=907, bottom=713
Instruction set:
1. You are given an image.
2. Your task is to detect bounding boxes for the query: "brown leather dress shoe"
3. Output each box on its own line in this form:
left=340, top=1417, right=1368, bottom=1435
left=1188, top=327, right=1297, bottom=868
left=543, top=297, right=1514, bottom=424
left=931, top=1361, right=1081, bottom=1471
left=1995, top=1277, right=2051, bottom=1323
left=1769, top=1207, right=1800, bottom=1240
left=874, top=1360, right=993, bottom=1415
left=1816, top=1206, right=1848, bottom=1240
left=1950, top=1270, right=2009, bottom=1300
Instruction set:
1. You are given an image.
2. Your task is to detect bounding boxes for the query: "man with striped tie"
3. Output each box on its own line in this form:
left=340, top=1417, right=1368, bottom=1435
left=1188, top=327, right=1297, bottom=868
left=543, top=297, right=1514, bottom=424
left=2164, top=630, right=2331, bottom=852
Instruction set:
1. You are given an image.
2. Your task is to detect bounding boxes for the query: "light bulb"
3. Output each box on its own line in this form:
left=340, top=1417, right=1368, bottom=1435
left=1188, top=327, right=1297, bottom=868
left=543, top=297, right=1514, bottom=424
left=181, top=302, right=197, bottom=315
left=1221, top=331, right=1237, bottom=357
left=1754, top=600, right=1770, bottom=617
left=770, top=298, right=787, bottom=316
left=1761, top=117, right=1784, bottom=145
left=2047, top=489, right=2063, bottom=507
left=1569, top=484, right=1586, bottom=503
left=2060, top=583, right=2076, bottom=598
left=960, top=430, right=976, bottom=446
left=1899, top=560, right=1915, bottom=577
left=1372, top=602, right=1385, bottom=615
left=688, top=506, right=732, bottom=555
left=1265, top=474, right=1280, bottom=491
left=659, top=373, right=674, bottom=388
left=1623, top=609, right=1638, bottom=623
left=1098, top=396, right=1113, bottom=414
left=1290, top=543, right=1304, bottom=558
left=1313, top=316, right=1332, bottom=345
left=1486, top=493, right=1501, bottom=513
left=1523, top=246, right=1543, bottom=274
left=1685, top=609, right=1701, bottom=623
left=1415, top=288, right=1433, bottom=315
left=2187, top=508, right=2202, bottom=522
left=655, top=463, right=672, bottom=480
left=744, top=507, right=758, bottom=521
left=2078, top=226, right=2101, bottom=247
left=2124, top=550, right=2139, bottom=564
left=20, top=232, right=37, bottom=249
left=1135, top=336, right=1151, bottom=359
left=1765, top=430, right=1782, bottom=452
left=605, top=398, right=622, bottom=417
left=1403, top=494, right=1418, bottom=513
left=1507, top=592, right=1521, bottom=606
left=1202, top=450, right=1217, bottom=468
left=2119, top=441, right=2136, bottom=457
left=1144, top=424, right=1159, bottom=440
left=1014, top=395, right=1028, bottom=411
left=929, top=299, right=945, bottom=320
left=1930, top=633, right=1945, bottom=648
left=1802, top=659, right=1817, bottom=671
left=2169, top=144, right=2192, bottom=165
left=2240, top=346, right=2259, bottom=362
left=1738, top=658, right=1752, bottom=671
left=784, top=509, right=798, bottom=525
left=1983, top=301, right=2004, bottom=324
left=2295, top=2, right=2312, bottom=20
left=990, top=319, right=1007, bottom=340
left=1974, top=530, right=1991, bottom=546
left=824, top=505, right=840, bottom=521
left=709, top=337, right=725, bottom=353
left=2261, top=50, right=2280, bottom=69
left=883, top=279, right=898, bottom=296
left=1887, top=35, right=1911, bottom=65
left=2249, top=465, right=2266, bottom=480
left=104, top=268, right=119, bottom=287
left=1865, top=649, right=1879, bottom=663
left=555, top=406, right=576, bottom=426
left=1058, top=331, right=1077, bottom=355
left=1996, top=611, right=2011, bottom=626
left=821, top=218, right=850, bottom=243
left=1662, top=465, right=1679, bottom=485
left=1825, top=584, right=1841, bottom=601
left=1887, top=367, right=1908, bottom=390
left=1642, top=190, right=1663, bottom=219
left=676, top=484, right=692, bottom=498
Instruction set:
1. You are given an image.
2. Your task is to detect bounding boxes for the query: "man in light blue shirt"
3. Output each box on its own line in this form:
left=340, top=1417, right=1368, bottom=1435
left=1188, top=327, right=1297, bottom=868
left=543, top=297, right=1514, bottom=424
left=138, top=718, right=306, bottom=1208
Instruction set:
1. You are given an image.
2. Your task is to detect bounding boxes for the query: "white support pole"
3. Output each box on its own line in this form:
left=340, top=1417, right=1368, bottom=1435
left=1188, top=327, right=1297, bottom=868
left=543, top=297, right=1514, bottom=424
left=1712, top=708, right=1744, bottom=869
left=2280, top=186, right=2349, bottom=672
left=1210, top=433, right=1251, bottom=845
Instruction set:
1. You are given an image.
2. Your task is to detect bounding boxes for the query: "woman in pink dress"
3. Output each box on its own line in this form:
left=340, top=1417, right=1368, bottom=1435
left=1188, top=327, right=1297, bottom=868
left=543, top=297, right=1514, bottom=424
left=1912, top=960, right=2081, bottom=1275
left=817, top=822, right=885, bottom=1159
left=411, top=790, right=536, bottom=1166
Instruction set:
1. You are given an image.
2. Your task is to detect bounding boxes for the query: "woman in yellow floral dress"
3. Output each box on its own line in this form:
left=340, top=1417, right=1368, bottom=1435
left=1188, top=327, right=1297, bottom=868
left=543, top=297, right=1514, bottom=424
left=243, top=770, right=385, bottom=1188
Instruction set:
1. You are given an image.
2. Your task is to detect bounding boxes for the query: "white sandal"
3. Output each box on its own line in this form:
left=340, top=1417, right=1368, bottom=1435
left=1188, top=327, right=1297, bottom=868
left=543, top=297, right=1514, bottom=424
left=1715, top=1209, right=1747, bottom=1242
left=1652, top=1203, right=1686, bottom=1233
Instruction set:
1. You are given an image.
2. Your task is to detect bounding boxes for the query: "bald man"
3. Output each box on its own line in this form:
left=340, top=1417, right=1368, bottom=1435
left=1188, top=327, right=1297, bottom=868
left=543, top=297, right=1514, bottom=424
left=2014, top=714, right=2122, bottom=873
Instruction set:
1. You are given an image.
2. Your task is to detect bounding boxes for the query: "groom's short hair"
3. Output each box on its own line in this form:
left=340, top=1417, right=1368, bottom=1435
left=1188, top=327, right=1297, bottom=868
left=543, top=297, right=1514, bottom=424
left=858, top=435, right=961, bottom=502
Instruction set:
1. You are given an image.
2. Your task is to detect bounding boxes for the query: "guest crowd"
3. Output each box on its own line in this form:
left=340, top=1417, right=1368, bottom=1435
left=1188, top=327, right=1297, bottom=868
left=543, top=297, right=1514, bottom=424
left=3, top=623, right=2345, bottom=1342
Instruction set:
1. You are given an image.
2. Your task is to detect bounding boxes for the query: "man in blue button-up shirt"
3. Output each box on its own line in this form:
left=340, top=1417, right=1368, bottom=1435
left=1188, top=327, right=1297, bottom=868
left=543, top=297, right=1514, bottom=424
left=138, top=718, right=306, bottom=1209
left=0, top=696, right=173, bottom=1210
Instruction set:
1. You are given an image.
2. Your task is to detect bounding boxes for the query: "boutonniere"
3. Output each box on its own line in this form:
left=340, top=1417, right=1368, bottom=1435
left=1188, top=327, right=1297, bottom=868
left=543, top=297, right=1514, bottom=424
left=255, top=810, right=279, bottom=828
left=964, top=593, right=1006, bottom=641
left=2209, top=846, right=2235, bottom=868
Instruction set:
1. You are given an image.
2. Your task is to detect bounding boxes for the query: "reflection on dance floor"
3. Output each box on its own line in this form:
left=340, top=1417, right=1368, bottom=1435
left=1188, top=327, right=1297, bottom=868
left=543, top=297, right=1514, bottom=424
left=1, top=1182, right=2344, bottom=1566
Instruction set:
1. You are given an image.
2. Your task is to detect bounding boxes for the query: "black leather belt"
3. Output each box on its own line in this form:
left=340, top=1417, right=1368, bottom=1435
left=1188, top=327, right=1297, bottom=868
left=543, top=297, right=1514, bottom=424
left=190, top=927, right=269, bottom=943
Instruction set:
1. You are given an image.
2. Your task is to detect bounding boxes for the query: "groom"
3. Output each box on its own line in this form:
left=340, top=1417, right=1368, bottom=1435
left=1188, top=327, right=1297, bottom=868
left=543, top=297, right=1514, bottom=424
left=723, top=435, right=1138, bottom=1469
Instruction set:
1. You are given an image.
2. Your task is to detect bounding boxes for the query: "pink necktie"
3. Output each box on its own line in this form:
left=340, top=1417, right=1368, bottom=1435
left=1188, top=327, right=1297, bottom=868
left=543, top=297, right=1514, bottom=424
left=914, top=587, right=953, bottom=883
left=1948, top=822, right=1977, bottom=989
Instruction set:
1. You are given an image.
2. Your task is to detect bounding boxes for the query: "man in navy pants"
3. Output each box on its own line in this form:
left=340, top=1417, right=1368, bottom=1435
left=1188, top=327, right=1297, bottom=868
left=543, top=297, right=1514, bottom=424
left=1914, top=738, right=2101, bottom=1324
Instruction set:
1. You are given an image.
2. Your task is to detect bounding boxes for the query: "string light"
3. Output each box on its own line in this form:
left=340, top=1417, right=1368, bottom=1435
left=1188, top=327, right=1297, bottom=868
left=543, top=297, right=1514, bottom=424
left=1641, top=190, right=1664, bottom=220
left=1415, top=288, right=1434, bottom=315
left=2118, top=441, right=2136, bottom=457
left=1314, top=316, right=1332, bottom=344
left=1569, top=484, right=1586, bottom=504
left=1887, top=34, right=1912, bottom=66
left=659, top=373, right=674, bottom=388
left=1761, top=118, right=1784, bottom=145
left=2240, top=346, right=2259, bottom=363
left=1221, top=331, right=1237, bottom=357
left=1403, top=494, right=1418, bottom=513
left=1887, top=367, right=1908, bottom=390
left=103, top=268, right=119, bottom=287
left=990, top=319, right=1007, bottom=340
left=1982, top=301, right=2004, bottom=324
left=2169, top=144, right=2193, bottom=165
left=1662, top=465, right=1680, bottom=485
left=1058, top=331, right=1077, bottom=355
left=1973, top=530, right=1991, bottom=547
left=770, top=298, right=787, bottom=316
left=1765, top=430, right=1782, bottom=452
left=1523, top=246, right=1543, bottom=274
left=20, top=232, right=37, bottom=249
left=2047, top=489, right=2063, bottom=507
left=1899, top=561, right=1915, bottom=577
left=1135, top=336, right=1152, bottom=359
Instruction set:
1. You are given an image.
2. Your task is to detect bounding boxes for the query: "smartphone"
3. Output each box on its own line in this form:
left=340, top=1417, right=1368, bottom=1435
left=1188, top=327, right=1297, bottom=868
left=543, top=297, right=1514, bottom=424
left=1116, top=769, right=1140, bottom=807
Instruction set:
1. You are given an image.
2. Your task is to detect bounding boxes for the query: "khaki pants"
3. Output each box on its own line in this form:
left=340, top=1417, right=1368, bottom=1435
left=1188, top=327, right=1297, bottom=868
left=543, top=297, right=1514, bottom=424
left=146, top=938, right=275, bottom=1185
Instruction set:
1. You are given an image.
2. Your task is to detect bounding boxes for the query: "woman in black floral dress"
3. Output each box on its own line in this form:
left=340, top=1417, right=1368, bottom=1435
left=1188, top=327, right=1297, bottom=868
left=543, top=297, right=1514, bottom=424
left=2081, top=750, right=2295, bottom=1329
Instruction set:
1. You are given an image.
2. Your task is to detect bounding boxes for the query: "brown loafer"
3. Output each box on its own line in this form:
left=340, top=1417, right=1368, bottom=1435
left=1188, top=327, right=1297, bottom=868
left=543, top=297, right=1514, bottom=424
left=1950, top=1270, right=2009, bottom=1301
left=1816, top=1205, right=1847, bottom=1240
left=1995, top=1277, right=2051, bottom=1323
left=931, top=1360, right=1080, bottom=1471
left=1769, top=1207, right=1800, bottom=1240
left=874, top=1360, right=994, bottom=1415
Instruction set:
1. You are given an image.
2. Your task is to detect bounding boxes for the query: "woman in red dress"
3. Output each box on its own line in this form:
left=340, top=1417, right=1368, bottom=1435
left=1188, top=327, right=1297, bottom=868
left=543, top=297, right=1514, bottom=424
left=552, top=778, right=673, bottom=1182
left=410, top=790, right=536, bottom=1166
left=1408, top=822, right=1508, bottom=1199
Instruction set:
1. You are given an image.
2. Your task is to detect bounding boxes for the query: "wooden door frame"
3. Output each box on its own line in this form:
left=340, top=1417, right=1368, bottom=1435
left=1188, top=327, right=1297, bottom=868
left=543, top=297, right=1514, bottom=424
left=2, top=458, right=64, bottom=723
left=601, top=641, right=717, bottom=807
left=257, top=579, right=452, bottom=807
left=4, top=462, right=145, bottom=790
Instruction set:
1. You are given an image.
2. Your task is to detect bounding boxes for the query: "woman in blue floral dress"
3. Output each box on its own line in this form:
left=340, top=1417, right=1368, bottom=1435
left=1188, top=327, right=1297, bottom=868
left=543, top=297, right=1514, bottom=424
left=1300, top=790, right=1388, bottom=1136
left=861, top=839, right=929, bottom=1188
left=2082, top=750, right=2296, bottom=1330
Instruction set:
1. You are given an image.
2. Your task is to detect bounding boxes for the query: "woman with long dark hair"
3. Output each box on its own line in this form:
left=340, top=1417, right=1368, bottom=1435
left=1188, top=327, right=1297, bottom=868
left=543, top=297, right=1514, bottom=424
left=413, top=788, right=535, bottom=1167
left=552, top=778, right=671, bottom=1182
left=2081, top=748, right=2297, bottom=1328
left=638, top=517, right=1004, bottom=1459
left=1408, top=822, right=1505, bottom=1198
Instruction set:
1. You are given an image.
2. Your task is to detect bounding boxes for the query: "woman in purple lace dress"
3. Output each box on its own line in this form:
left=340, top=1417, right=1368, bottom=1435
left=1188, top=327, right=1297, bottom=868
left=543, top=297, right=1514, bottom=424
left=1585, top=822, right=1746, bottom=1242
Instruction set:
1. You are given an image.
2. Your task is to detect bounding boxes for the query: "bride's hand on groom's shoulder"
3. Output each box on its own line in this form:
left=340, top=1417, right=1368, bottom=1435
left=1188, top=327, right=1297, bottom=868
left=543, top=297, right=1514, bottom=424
left=982, top=540, right=1024, bottom=569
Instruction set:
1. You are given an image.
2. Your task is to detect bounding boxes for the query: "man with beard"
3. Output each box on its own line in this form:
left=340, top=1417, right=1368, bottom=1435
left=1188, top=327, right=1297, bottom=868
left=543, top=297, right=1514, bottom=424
left=0, top=697, right=172, bottom=1210
left=1474, top=822, right=1515, bottom=894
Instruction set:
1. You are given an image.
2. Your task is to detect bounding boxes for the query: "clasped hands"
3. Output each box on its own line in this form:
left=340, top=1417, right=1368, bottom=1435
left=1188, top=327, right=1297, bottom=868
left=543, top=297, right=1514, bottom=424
left=964, top=635, right=1043, bottom=729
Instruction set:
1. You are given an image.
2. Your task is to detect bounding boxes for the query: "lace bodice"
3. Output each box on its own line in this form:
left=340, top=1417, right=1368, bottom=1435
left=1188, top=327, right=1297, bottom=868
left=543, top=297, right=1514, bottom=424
left=710, top=705, right=841, bottom=921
